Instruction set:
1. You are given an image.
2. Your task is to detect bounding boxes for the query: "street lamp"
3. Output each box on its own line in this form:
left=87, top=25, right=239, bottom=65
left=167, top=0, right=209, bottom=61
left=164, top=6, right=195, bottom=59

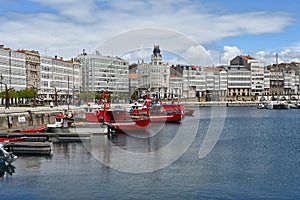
left=51, top=85, right=61, bottom=107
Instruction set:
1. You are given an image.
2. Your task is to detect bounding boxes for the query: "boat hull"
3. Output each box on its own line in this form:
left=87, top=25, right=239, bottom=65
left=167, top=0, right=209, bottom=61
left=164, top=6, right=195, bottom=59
left=108, top=118, right=151, bottom=132
left=150, top=113, right=182, bottom=123
left=184, top=109, right=194, bottom=116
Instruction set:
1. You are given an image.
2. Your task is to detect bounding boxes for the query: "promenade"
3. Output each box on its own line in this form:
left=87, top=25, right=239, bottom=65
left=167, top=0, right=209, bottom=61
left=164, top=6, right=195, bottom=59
left=0, top=101, right=259, bottom=115
left=0, top=105, right=79, bottom=115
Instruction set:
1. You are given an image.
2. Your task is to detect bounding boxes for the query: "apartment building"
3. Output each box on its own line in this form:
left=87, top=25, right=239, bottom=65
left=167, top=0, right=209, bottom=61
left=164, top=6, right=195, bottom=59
left=224, top=65, right=251, bottom=100
left=0, top=45, right=26, bottom=91
left=16, top=50, right=41, bottom=89
left=77, top=50, right=129, bottom=98
left=231, top=55, right=265, bottom=96
left=40, top=56, right=81, bottom=102
left=169, top=75, right=183, bottom=99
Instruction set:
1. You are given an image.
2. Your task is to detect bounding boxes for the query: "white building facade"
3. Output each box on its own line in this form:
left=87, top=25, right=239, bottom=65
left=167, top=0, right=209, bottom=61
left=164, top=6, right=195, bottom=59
left=77, top=51, right=129, bottom=97
left=40, top=56, right=81, bottom=102
left=138, top=45, right=170, bottom=99
left=0, top=46, right=26, bottom=91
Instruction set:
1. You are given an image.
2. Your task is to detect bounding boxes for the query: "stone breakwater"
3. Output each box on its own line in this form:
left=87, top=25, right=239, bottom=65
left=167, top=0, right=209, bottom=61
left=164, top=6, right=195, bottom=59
left=0, top=106, right=85, bottom=131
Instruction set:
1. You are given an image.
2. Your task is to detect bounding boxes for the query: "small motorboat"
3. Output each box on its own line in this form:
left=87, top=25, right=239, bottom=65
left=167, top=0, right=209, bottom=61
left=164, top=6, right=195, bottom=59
left=257, top=103, right=265, bottom=109
left=46, top=112, right=75, bottom=133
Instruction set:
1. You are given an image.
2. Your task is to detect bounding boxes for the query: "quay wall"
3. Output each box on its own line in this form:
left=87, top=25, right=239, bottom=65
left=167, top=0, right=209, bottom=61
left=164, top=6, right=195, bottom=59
left=0, top=108, right=85, bottom=131
left=182, top=101, right=258, bottom=107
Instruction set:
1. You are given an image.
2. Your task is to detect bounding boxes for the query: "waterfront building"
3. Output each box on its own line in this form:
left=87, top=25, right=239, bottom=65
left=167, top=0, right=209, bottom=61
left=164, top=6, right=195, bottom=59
left=219, top=68, right=228, bottom=101
left=231, top=55, right=265, bottom=96
left=204, top=67, right=228, bottom=101
left=170, top=65, right=206, bottom=100
left=283, top=69, right=296, bottom=95
left=224, top=65, right=251, bottom=101
left=138, top=45, right=170, bottom=99
left=129, top=73, right=138, bottom=99
left=182, top=65, right=205, bottom=99
left=268, top=66, right=284, bottom=97
left=169, top=75, right=183, bottom=99
left=39, top=56, right=81, bottom=104
left=0, top=45, right=26, bottom=92
left=263, top=69, right=271, bottom=96
left=77, top=50, right=129, bottom=98
left=16, top=50, right=41, bottom=89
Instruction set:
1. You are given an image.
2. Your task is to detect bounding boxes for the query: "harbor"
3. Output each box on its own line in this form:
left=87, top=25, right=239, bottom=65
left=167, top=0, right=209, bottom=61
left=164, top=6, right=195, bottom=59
left=1, top=106, right=299, bottom=199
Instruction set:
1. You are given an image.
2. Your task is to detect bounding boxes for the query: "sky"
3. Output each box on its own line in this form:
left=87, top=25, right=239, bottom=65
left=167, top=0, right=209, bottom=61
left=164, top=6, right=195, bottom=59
left=1, top=0, right=300, bottom=66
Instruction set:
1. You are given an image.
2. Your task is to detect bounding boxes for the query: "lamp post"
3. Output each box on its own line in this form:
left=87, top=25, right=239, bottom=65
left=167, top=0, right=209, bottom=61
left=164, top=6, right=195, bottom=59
left=51, top=85, right=61, bottom=107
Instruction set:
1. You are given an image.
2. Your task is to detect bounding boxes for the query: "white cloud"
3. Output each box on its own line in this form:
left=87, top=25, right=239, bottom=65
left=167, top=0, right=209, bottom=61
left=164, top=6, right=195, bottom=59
left=182, top=45, right=213, bottom=66
left=0, top=0, right=295, bottom=65
left=221, top=46, right=243, bottom=65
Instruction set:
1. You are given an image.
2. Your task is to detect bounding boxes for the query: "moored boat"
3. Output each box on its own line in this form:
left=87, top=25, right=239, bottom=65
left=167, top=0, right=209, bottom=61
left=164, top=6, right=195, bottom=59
left=0, top=137, right=26, bottom=143
left=46, top=112, right=75, bottom=133
left=14, top=126, right=46, bottom=133
left=150, top=104, right=183, bottom=123
left=83, top=104, right=102, bottom=122
left=264, top=101, right=290, bottom=110
left=101, top=106, right=151, bottom=132
left=94, top=91, right=151, bottom=133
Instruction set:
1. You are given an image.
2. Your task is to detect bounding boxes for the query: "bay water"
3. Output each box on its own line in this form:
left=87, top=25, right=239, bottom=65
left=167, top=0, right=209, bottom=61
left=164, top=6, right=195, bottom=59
left=1, top=107, right=299, bottom=199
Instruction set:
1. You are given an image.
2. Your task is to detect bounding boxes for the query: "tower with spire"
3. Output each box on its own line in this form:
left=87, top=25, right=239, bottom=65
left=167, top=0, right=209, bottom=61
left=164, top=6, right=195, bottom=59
left=151, top=45, right=163, bottom=65
left=137, top=45, right=170, bottom=98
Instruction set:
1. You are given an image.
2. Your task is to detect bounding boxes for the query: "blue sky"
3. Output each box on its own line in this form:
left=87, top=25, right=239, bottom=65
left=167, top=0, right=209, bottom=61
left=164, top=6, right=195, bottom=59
left=0, top=0, right=299, bottom=66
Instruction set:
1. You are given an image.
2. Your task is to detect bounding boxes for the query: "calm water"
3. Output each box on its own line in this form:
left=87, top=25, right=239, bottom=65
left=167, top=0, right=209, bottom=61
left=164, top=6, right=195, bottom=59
left=1, top=107, right=300, bottom=199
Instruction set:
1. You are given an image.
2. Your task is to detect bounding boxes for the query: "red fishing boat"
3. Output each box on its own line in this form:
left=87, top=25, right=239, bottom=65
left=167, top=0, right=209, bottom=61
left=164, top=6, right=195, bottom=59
left=149, top=104, right=183, bottom=123
left=129, top=94, right=183, bottom=123
left=103, top=109, right=150, bottom=131
left=95, top=91, right=151, bottom=132
left=84, top=105, right=103, bottom=122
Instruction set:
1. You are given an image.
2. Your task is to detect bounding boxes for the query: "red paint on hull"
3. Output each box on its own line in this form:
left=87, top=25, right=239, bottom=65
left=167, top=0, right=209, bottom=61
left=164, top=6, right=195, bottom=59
left=0, top=137, right=26, bottom=142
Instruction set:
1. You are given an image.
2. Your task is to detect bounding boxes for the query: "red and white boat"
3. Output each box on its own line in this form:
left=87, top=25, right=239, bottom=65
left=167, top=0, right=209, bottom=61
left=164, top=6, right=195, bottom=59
left=46, top=112, right=75, bottom=133
left=129, top=94, right=183, bottom=123
left=149, top=104, right=183, bottom=123
left=94, top=91, right=151, bottom=132
left=100, top=108, right=151, bottom=132
left=83, top=105, right=103, bottom=122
